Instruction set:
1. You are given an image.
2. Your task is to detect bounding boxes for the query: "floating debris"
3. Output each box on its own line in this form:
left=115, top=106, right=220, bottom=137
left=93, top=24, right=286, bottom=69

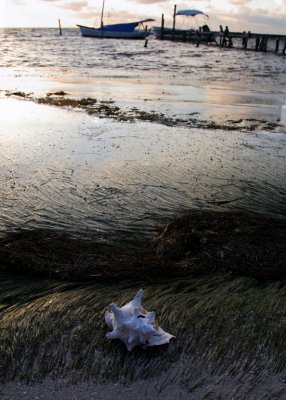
left=5, top=91, right=32, bottom=98
left=47, top=91, right=68, bottom=97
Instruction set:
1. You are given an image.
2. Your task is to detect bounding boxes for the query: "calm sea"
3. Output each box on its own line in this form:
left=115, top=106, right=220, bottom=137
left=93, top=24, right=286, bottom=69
left=1, top=28, right=286, bottom=91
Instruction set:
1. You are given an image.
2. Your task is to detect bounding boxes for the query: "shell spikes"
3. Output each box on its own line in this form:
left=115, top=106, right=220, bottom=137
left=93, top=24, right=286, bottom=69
left=105, top=289, right=175, bottom=351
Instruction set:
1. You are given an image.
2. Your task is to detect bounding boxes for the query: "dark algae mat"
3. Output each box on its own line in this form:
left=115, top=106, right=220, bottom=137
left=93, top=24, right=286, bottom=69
left=1, top=211, right=285, bottom=281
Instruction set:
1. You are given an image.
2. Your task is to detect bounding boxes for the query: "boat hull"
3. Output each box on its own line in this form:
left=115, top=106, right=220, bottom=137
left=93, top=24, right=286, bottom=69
left=77, top=25, right=151, bottom=39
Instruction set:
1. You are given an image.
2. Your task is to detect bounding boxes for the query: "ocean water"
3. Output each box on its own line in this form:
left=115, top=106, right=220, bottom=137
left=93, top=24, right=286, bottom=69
left=1, top=27, right=286, bottom=117
left=0, top=28, right=286, bottom=239
left=1, top=28, right=286, bottom=86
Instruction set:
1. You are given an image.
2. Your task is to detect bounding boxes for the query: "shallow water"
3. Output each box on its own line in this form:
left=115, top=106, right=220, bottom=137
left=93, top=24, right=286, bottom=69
left=1, top=28, right=285, bottom=87
left=0, top=28, right=285, bottom=123
left=1, top=97, right=285, bottom=240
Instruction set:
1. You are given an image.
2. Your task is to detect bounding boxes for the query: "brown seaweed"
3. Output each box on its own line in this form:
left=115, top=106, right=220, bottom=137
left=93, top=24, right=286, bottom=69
left=1, top=211, right=285, bottom=281
left=4, top=90, right=283, bottom=132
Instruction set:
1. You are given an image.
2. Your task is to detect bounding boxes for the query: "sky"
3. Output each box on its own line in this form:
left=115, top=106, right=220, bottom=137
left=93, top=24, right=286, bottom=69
left=0, top=0, right=286, bottom=34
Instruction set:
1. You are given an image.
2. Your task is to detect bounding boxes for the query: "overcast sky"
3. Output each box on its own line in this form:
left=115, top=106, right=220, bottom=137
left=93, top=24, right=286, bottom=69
left=1, top=0, right=286, bottom=34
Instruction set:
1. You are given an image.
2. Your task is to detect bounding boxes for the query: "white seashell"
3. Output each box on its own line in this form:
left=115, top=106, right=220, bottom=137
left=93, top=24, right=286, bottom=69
left=105, top=289, right=175, bottom=351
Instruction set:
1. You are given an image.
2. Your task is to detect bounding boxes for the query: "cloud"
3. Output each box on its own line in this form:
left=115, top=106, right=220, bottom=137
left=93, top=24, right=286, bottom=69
left=209, top=4, right=286, bottom=34
left=98, top=8, right=155, bottom=23
left=133, top=0, right=169, bottom=4
left=63, top=1, right=88, bottom=12
left=229, top=0, right=251, bottom=5
left=9, top=0, right=26, bottom=4
left=77, top=7, right=156, bottom=25
left=240, top=9, right=286, bottom=30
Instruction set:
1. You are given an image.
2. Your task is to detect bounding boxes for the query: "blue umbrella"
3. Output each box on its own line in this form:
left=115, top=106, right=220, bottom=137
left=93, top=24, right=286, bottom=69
left=176, top=9, right=208, bottom=17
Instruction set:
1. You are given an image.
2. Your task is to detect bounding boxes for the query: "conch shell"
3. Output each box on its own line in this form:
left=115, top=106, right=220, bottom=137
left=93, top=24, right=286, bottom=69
left=105, top=289, right=175, bottom=351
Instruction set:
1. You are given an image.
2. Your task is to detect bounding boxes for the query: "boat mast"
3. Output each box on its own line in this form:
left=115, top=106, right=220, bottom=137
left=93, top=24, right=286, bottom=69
left=100, top=0, right=105, bottom=28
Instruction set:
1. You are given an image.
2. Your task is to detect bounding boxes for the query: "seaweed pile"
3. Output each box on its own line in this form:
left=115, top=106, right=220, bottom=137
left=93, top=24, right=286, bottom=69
left=1, top=211, right=285, bottom=281
left=4, top=91, right=283, bottom=132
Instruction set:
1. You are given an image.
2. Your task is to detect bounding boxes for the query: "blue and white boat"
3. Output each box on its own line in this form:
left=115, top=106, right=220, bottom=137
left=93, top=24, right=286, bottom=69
left=77, top=0, right=154, bottom=39
left=77, top=20, right=154, bottom=39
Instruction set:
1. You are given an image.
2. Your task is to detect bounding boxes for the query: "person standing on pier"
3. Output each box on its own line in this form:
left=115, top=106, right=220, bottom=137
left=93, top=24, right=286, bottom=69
left=222, top=26, right=233, bottom=47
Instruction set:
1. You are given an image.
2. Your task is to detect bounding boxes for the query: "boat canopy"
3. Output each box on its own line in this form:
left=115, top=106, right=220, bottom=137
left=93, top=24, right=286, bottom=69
left=176, top=9, right=208, bottom=17
left=103, top=19, right=155, bottom=32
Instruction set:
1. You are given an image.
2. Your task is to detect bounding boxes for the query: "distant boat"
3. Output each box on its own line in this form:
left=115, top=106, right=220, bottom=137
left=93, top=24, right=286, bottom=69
left=77, top=20, right=155, bottom=39
left=77, top=0, right=154, bottom=39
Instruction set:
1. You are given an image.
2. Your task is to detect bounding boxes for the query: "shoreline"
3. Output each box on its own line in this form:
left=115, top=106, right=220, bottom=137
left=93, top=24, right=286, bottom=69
left=3, top=90, right=285, bottom=132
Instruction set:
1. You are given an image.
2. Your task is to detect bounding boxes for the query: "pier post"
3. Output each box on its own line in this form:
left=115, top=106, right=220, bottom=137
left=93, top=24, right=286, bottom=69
left=58, top=19, right=62, bottom=36
left=172, top=4, right=177, bottom=40
left=160, top=13, right=164, bottom=40
left=259, top=35, right=268, bottom=52
left=255, top=37, right=260, bottom=51
left=264, top=36, right=268, bottom=52
left=242, top=31, right=246, bottom=48
left=242, top=31, right=250, bottom=49
left=220, top=32, right=226, bottom=47
left=283, top=41, right=286, bottom=54
left=275, top=39, right=279, bottom=52
left=259, top=36, right=264, bottom=51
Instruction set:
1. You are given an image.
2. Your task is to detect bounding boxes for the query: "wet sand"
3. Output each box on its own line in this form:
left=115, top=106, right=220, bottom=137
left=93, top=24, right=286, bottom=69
left=0, top=378, right=192, bottom=400
left=1, top=375, right=285, bottom=400
left=1, top=94, right=285, bottom=240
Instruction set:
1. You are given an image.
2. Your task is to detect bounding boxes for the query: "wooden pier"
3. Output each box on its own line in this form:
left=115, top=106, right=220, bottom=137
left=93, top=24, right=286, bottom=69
left=156, top=27, right=286, bottom=55
left=155, top=9, right=286, bottom=55
left=218, top=31, right=286, bottom=54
